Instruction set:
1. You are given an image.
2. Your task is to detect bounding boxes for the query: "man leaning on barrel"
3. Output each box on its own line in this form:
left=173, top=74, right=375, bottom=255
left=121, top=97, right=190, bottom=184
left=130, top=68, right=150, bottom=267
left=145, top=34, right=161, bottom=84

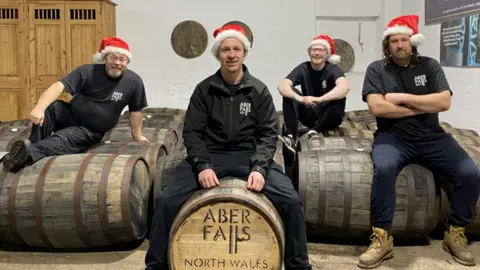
left=145, top=24, right=312, bottom=270
left=1, top=37, right=149, bottom=173
left=358, top=14, right=480, bottom=269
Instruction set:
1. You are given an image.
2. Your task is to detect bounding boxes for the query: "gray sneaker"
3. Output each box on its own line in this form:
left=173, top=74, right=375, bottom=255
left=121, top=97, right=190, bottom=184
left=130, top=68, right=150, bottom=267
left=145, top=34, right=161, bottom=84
left=278, top=134, right=296, bottom=153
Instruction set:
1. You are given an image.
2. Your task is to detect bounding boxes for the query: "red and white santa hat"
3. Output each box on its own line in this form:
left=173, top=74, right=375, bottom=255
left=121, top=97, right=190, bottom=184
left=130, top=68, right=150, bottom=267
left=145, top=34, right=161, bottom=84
left=308, top=34, right=341, bottom=64
left=92, top=37, right=132, bottom=64
left=383, top=15, right=425, bottom=47
left=211, top=24, right=251, bottom=57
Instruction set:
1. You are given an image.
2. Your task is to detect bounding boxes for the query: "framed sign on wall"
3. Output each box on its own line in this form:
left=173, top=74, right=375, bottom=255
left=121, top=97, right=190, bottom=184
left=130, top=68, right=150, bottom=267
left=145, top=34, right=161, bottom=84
left=425, top=0, right=480, bottom=25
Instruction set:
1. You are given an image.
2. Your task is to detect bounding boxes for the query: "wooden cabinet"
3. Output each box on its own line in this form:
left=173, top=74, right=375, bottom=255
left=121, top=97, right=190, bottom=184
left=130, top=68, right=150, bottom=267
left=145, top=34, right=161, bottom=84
left=0, top=0, right=116, bottom=121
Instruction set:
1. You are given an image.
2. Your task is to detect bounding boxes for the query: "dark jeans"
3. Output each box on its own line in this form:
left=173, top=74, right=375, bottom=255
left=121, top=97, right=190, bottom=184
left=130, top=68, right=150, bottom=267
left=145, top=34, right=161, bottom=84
left=282, top=89, right=345, bottom=138
left=28, top=100, right=103, bottom=162
left=145, top=151, right=312, bottom=270
left=371, top=132, right=480, bottom=232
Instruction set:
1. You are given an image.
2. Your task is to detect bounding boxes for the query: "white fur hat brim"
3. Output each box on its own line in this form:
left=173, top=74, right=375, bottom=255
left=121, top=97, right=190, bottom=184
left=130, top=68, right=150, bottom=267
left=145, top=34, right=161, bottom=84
left=383, top=25, right=425, bottom=47
left=92, top=46, right=132, bottom=64
left=211, top=30, right=251, bottom=57
left=307, top=39, right=341, bottom=64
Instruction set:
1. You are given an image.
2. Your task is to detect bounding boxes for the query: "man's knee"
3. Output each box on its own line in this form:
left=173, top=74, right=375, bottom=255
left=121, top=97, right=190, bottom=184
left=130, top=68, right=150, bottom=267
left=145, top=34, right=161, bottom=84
left=457, top=158, right=480, bottom=188
left=372, top=159, right=398, bottom=183
left=265, top=173, right=302, bottom=208
left=48, top=100, right=68, bottom=113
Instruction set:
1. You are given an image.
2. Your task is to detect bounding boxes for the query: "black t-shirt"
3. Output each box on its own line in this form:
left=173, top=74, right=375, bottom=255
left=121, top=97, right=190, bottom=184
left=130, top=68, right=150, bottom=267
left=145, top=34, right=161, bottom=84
left=286, top=61, right=346, bottom=100
left=60, top=64, right=148, bottom=134
left=362, top=56, right=453, bottom=140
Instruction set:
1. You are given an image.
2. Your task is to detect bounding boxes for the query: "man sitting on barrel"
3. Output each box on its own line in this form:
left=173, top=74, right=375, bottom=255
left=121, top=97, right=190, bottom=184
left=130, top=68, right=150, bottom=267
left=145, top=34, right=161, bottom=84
left=145, top=24, right=312, bottom=270
left=1, top=37, right=148, bottom=172
left=358, top=14, right=480, bottom=269
left=277, top=34, right=350, bottom=152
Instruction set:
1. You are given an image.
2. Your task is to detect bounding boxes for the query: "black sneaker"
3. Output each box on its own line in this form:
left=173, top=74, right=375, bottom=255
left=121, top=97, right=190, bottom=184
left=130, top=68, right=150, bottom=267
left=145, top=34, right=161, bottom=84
left=2, top=139, right=32, bottom=172
left=278, top=134, right=296, bottom=153
left=306, top=130, right=319, bottom=139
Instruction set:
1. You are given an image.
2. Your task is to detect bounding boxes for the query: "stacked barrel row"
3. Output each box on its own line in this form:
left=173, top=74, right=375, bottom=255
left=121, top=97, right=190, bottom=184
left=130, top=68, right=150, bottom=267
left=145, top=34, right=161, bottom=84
left=0, top=108, right=286, bottom=248
left=285, top=109, right=480, bottom=240
left=1, top=107, right=479, bottom=268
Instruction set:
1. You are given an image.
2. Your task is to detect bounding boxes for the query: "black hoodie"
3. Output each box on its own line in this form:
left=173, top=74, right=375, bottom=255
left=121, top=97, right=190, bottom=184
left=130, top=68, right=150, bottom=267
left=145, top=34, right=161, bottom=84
left=182, top=65, right=278, bottom=178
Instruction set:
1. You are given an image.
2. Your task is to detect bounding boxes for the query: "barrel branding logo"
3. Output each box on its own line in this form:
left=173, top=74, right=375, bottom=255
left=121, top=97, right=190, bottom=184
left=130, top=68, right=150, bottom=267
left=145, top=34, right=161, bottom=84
left=182, top=207, right=269, bottom=268
left=239, top=102, right=251, bottom=116
left=202, top=207, right=251, bottom=254
left=111, top=91, right=123, bottom=102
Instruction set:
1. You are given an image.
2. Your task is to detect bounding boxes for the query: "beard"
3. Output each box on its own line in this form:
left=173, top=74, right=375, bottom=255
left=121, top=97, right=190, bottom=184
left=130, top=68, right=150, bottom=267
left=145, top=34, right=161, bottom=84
left=105, top=65, right=125, bottom=78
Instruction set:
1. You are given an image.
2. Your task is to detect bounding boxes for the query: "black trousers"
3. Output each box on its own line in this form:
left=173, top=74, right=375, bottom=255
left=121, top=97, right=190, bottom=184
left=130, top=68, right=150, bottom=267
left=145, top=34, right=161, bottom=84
left=145, top=151, right=312, bottom=270
left=28, top=100, right=104, bottom=162
left=282, top=89, right=345, bottom=138
left=371, top=131, right=480, bottom=232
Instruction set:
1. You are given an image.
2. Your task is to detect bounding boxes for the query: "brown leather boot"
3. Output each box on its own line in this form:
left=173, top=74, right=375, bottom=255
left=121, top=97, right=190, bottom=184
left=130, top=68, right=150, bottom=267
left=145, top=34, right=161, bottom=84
left=357, top=227, right=394, bottom=269
left=443, top=225, right=476, bottom=266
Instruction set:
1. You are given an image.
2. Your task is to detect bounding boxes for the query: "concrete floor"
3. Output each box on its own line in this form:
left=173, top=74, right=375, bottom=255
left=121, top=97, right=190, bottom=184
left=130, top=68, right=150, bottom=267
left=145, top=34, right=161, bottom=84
left=0, top=239, right=479, bottom=270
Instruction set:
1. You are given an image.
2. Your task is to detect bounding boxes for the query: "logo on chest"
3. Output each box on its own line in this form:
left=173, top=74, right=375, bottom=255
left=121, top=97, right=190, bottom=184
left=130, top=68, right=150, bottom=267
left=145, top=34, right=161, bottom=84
left=414, top=75, right=427, bottom=87
left=322, top=80, right=326, bottom=89
left=111, top=91, right=123, bottom=102
left=239, top=102, right=251, bottom=116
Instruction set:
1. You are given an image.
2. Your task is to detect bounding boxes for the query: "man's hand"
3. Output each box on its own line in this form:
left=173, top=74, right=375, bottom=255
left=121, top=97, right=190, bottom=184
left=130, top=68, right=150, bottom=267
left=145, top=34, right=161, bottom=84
left=247, top=171, right=265, bottom=192
left=198, top=168, right=220, bottom=189
left=29, top=107, right=45, bottom=126
left=385, top=93, right=408, bottom=105
left=301, top=96, right=316, bottom=107
left=133, top=135, right=149, bottom=142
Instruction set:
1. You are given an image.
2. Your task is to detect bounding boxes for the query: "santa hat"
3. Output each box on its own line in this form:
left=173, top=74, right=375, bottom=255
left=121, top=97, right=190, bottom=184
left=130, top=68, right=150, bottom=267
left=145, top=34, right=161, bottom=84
left=211, top=24, right=251, bottom=57
left=383, top=15, right=425, bottom=47
left=307, top=35, right=341, bottom=64
left=92, top=37, right=132, bottom=64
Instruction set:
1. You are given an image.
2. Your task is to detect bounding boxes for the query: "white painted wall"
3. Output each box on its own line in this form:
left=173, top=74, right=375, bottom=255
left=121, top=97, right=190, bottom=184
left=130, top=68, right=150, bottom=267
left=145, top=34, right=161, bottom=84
left=114, top=0, right=479, bottom=132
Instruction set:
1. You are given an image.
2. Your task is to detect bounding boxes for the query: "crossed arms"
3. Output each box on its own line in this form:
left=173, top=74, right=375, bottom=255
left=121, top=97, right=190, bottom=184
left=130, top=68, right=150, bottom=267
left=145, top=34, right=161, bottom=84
left=362, top=61, right=452, bottom=119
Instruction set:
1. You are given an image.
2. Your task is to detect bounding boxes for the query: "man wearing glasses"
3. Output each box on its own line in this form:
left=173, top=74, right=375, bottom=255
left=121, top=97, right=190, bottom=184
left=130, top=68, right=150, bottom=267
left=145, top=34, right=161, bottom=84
left=2, top=37, right=148, bottom=172
left=277, top=34, right=350, bottom=152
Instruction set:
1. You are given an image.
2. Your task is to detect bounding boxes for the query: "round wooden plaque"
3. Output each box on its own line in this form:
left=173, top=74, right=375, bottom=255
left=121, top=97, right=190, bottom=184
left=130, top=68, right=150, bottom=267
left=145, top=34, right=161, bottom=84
left=223, top=21, right=254, bottom=47
left=171, top=20, right=208, bottom=59
left=333, top=39, right=355, bottom=72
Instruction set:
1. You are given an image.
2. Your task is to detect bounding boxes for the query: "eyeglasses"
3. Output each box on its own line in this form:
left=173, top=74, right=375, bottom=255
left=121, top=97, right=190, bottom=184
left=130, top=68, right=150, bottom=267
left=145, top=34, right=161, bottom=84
left=107, top=54, right=128, bottom=63
left=309, top=48, right=327, bottom=53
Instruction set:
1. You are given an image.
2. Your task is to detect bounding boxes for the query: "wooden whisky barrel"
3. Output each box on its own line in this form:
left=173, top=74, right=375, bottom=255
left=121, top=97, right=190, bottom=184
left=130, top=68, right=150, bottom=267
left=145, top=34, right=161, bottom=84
left=322, top=126, right=374, bottom=139
left=297, top=136, right=373, bottom=153
left=443, top=126, right=479, bottom=137
left=0, top=126, right=32, bottom=151
left=451, top=134, right=480, bottom=148
left=121, top=107, right=187, bottom=117
left=295, top=150, right=438, bottom=240
left=345, top=109, right=370, bottom=119
left=87, top=141, right=168, bottom=181
left=102, top=127, right=178, bottom=151
left=168, top=178, right=285, bottom=270
left=0, top=153, right=151, bottom=248
left=0, top=119, right=31, bottom=128
left=117, top=115, right=184, bottom=129
left=339, top=120, right=368, bottom=131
